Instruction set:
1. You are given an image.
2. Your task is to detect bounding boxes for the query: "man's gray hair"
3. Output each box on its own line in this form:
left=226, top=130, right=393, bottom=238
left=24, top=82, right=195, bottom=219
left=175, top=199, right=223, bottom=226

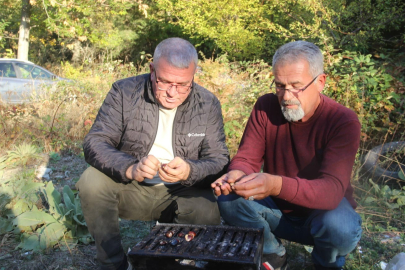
left=153, top=37, right=198, bottom=70
left=272, top=41, right=324, bottom=77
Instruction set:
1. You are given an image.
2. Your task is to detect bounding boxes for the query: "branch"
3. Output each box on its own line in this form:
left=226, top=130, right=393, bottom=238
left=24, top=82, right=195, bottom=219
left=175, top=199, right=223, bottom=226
left=0, top=36, right=19, bottom=40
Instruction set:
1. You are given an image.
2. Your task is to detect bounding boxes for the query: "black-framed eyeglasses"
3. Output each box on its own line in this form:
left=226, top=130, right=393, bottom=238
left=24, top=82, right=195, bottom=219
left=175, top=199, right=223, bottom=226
left=153, top=70, right=193, bottom=94
left=270, top=73, right=322, bottom=97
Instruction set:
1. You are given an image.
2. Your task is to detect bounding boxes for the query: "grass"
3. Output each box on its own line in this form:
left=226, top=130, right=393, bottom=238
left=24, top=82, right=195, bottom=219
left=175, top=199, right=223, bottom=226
left=0, top=58, right=404, bottom=269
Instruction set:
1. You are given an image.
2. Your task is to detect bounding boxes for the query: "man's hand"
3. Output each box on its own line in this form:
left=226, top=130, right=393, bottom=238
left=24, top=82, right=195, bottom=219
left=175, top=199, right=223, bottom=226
left=158, top=157, right=190, bottom=183
left=211, top=170, right=246, bottom=196
left=126, top=155, right=160, bottom=182
left=232, top=173, right=282, bottom=200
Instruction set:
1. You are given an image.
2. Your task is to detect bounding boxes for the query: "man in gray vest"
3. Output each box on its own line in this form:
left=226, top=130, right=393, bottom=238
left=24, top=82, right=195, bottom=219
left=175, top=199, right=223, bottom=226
left=76, top=37, right=229, bottom=270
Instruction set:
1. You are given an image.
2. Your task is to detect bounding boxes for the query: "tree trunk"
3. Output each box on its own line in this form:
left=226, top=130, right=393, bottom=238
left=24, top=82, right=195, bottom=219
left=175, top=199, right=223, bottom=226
left=17, top=0, right=31, bottom=61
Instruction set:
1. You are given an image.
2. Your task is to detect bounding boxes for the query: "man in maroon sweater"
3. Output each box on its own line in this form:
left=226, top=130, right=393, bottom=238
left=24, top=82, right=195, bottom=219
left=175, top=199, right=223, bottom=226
left=212, top=41, right=362, bottom=270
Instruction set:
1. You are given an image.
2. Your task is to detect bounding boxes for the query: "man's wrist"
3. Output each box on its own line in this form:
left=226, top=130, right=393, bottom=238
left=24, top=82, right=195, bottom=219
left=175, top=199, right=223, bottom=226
left=271, top=175, right=283, bottom=196
left=183, top=161, right=191, bottom=180
left=126, top=164, right=134, bottom=180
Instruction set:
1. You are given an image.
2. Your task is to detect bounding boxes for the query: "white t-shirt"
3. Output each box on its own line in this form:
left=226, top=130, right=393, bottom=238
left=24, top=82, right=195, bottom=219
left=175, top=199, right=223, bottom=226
left=145, top=106, right=178, bottom=185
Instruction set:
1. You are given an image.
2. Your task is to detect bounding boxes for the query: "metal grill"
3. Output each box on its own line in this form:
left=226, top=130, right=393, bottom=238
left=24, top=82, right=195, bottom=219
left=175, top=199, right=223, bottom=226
left=128, top=223, right=264, bottom=270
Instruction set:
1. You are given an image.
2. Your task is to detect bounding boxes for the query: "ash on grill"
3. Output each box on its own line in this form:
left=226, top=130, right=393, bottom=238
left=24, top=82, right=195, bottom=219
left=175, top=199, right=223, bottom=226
left=128, top=223, right=264, bottom=270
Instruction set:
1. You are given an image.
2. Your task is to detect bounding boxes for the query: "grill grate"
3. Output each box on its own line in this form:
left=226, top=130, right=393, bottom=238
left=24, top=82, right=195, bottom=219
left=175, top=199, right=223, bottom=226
left=128, top=223, right=264, bottom=270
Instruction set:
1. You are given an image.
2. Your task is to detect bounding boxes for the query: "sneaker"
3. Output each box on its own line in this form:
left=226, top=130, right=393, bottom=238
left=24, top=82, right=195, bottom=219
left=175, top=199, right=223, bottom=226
left=261, top=253, right=289, bottom=270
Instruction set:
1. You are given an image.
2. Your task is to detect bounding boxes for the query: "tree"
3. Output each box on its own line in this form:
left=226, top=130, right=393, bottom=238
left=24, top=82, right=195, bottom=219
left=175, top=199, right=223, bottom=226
left=17, top=0, right=31, bottom=60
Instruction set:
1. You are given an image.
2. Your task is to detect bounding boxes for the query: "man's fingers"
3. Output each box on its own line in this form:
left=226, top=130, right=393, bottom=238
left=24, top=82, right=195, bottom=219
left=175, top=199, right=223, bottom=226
left=143, top=155, right=160, bottom=170
left=138, top=162, right=158, bottom=176
left=212, top=174, right=228, bottom=187
left=158, top=167, right=180, bottom=182
left=212, top=186, right=222, bottom=196
left=235, top=174, right=256, bottom=184
left=160, top=164, right=180, bottom=176
left=224, top=170, right=247, bottom=184
left=233, top=180, right=259, bottom=191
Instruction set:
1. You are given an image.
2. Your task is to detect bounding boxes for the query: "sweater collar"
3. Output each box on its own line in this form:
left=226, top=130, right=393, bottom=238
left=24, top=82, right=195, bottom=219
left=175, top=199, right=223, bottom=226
left=290, top=94, right=325, bottom=126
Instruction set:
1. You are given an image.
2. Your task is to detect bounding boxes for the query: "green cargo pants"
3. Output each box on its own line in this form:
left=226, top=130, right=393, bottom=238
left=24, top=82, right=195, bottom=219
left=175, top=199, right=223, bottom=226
left=76, top=167, right=220, bottom=270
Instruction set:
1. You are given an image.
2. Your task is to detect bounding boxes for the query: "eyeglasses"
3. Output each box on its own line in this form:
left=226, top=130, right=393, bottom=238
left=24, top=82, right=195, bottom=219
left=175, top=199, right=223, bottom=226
left=153, top=70, right=193, bottom=94
left=270, top=74, right=322, bottom=97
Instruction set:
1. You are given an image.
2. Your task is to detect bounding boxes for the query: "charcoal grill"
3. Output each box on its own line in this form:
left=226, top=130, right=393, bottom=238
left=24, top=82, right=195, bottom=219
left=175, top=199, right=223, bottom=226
left=128, top=223, right=264, bottom=270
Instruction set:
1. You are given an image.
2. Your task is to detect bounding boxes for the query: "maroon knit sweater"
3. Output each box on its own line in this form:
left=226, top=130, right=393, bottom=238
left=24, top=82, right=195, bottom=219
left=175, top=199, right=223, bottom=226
left=229, top=93, right=361, bottom=216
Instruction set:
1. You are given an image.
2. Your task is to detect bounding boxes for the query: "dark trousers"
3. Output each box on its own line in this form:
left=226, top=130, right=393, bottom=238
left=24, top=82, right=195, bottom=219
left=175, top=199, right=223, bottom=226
left=76, top=167, right=220, bottom=270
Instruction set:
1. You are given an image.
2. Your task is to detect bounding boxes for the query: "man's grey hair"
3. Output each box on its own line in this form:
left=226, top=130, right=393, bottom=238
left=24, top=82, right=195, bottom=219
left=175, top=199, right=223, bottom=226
left=153, top=37, right=198, bottom=70
left=272, top=41, right=324, bottom=77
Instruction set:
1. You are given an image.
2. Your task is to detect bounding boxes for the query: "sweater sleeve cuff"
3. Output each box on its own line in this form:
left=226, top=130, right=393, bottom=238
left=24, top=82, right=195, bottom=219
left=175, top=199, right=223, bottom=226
left=228, top=163, right=255, bottom=175
left=277, top=176, right=299, bottom=202
left=120, top=160, right=138, bottom=183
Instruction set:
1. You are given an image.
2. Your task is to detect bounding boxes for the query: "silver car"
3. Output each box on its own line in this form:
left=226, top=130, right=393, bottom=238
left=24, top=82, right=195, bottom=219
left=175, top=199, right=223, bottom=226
left=0, top=58, right=71, bottom=104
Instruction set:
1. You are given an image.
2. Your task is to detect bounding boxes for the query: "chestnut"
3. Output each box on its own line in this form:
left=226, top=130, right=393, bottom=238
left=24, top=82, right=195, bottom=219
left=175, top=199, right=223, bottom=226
left=165, top=230, right=174, bottom=238
left=188, top=231, right=197, bottom=237
left=185, top=232, right=196, bottom=242
left=159, top=240, right=167, bottom=245
left=177, top=232, right=185, bottom=238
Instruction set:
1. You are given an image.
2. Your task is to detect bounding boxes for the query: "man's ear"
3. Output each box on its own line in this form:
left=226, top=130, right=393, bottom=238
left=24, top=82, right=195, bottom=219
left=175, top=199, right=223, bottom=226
left=317, top=73, right=327, bottom=93
left=149, top=63, right=154, bottom=73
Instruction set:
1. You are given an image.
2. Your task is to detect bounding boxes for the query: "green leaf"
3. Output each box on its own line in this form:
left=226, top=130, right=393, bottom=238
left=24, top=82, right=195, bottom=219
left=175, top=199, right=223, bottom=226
left=20, top=182, right=44, bottom=196
left=17, top=233, right=41, bottom=251
left=73, top=214, right=86, bottom=226
left=77, top=225, right=93, bottom=244
left=13, top=211, right=56, bottom=227
left=398, top=170, right=405, bottom=180
left=58, top=230, right=78, bottom=251
left=63, top=186, right=76, bottom=212
left=0, top=217, right=13, bottom=234
left=11, top=199, right=33, bottom=216
left=364, top=196, right=376, bottom=204
left=39, top=222, right=67, bottom=250
left=42, top=181, right=62, bottom=217
left=74, top=197, right=83, bottom=216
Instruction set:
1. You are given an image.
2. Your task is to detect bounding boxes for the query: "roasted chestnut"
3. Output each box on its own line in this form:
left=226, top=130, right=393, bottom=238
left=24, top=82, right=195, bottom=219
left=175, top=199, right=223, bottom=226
left=165, top=230, right=174, bottom=238
left=177, top=232, right=185, bottom=238
left=185, top=231, right=196, bottom=242
left=159, top=240, right=167, bottom=245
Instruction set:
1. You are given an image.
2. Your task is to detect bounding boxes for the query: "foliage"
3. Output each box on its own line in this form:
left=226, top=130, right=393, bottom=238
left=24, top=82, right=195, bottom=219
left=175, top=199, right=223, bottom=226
left=157, top=0, right=266, bottom=60
left=5, top=143, right=42, bottom=167
left=49, top=152, right=61, bottom=163
left=324, top=51, right=405, bottom=143
left=0, top=0, right=152, bottom=63
left=363, top=179, right=405, bottom=211
left=157, top=0, right=405, bottom=61
left=0, top=174, right=92, bottom=251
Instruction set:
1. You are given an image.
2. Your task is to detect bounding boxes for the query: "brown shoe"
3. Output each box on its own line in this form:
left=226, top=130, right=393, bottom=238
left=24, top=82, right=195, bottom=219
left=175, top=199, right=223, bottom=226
left=261, top=253, right=289, bottom=270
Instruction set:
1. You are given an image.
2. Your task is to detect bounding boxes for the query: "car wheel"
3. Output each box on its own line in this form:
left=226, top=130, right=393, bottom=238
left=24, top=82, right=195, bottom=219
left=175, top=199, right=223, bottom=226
left=362, top=141, right=405, bottom=186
